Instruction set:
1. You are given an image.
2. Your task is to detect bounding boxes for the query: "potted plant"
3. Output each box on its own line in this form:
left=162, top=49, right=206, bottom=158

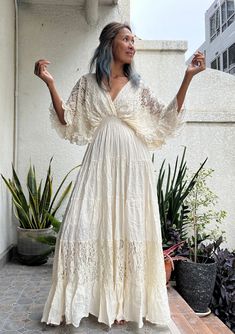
left=34, top=213, right=62, bottom=254
left=175, top=167, right=227, bottom=315
left=163, top=241, right=187, bottom=285
left=156, top=147, right=207, bottom=247
left=155, top=147, right=207, bottom=285
left=1, top=157, right=80, bottom=265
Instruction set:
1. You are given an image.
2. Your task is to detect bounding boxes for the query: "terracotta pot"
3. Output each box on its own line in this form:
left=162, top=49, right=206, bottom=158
left=165, top=258, right=173, bottom=285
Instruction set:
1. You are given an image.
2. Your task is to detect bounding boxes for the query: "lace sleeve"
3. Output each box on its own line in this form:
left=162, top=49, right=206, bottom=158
left=49, top=75, right=91, bottom=145
left=140, top=84, right=185, bottom=140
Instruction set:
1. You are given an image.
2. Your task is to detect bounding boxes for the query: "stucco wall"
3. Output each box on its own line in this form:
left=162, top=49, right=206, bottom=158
left=8, top=0, right=235, bottom=258
left=135, top=53, right=235, bottom=250
left=16, top=2, right=129, bottom=228
left=0, top=0, right=16, bottom=260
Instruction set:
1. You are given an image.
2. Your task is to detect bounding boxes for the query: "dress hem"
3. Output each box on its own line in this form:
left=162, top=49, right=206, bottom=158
left=41, top=312, right=172, bottom=329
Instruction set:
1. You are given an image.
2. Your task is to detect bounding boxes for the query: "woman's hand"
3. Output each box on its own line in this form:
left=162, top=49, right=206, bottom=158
left=176, top=51, right=206, bottom=111
left=186, top=51, right=206, bottom=77
left=34, top=59, right=54, bottom=86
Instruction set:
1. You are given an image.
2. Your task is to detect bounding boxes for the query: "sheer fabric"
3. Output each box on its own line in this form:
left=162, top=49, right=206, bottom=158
left=41, top=73, right=184, bottom=329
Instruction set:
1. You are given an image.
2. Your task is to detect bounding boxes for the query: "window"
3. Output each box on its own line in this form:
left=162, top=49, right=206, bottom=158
left=222, top=2, right=227, bottom=30
left=221, top=0, right=235, bottom=31
left=223, top=50, right=228, bottom=70
left=218, top=55, right=221, bottom=70
left=229, top=43, right=235, bottom=67
left=210, top=9, right=220, bottom=41
left=211, top=56, right=220, bottom=70
left=222, top=43, right=235, bottom=75
left=227, top=0, right=235, bottom=18
left=211, top=59, right=217, bottom=69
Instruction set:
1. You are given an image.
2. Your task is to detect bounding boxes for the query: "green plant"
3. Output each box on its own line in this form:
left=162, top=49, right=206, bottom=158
left=35, top=213, right=61, bottom=253
left=1, top=157, right=80, bottom=229
left=184, top=168, right=227, bottom=262
left=156, top=147, right=207, bottom=246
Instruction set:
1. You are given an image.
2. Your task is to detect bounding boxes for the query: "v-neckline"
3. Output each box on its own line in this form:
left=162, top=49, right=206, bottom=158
left=102, top=78, right=130, bottom=104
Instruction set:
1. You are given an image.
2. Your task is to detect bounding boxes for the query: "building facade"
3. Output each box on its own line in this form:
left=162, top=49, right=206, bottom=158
left=187, top=0, right=235, bottom=75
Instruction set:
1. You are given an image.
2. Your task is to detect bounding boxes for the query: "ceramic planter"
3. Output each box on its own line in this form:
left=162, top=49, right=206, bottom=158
left=16, top=225, right=53, bottom=265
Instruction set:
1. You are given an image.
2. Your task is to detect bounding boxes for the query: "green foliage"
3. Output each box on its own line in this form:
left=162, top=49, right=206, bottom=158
left=1, top=157, right=80, bottom=229
left=34, top=213, right=62, bottom=253
left=184, top=167, right=227, bottom=262
left=156, top=147, right=207, bottom=246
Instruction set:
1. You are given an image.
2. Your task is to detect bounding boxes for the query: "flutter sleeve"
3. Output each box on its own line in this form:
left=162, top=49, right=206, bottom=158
left=49, top=75, right=92, bottom=145
left=139, top=83, right=185, bottom=149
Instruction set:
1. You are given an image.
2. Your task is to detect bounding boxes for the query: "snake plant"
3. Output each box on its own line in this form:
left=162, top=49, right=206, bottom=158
left=1, top=157, right=80, bottom=229
left=157, top=147, right=207, bottom=245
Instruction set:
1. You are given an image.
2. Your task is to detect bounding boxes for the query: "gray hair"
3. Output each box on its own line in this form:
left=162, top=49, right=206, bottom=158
left=89, top=22, right=140, bottom=89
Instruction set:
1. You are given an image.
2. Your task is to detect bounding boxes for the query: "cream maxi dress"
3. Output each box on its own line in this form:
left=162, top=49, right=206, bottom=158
left=41, top=73, right=184, bottom=330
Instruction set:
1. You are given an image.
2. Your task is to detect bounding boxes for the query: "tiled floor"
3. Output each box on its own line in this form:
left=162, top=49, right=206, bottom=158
left=0, top=256, right=176, bottom=334
left=0, top=255, right=233, bottom=334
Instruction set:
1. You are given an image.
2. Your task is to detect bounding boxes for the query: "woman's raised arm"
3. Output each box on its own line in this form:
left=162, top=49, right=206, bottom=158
left=34, top=59, right=66, bottom=125
left=176, top=51, right=206, bottom=112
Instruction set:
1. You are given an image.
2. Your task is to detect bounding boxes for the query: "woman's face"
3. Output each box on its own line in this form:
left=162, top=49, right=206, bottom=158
left=112, top=27, right=136, bottom=65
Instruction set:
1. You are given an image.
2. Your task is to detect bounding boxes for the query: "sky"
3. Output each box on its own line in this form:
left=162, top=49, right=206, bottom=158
left=130, top=0, right=214, bottom=60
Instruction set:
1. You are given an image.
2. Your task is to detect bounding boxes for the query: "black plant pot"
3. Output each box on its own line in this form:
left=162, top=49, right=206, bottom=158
left=175, top=259, right=217, bottom=313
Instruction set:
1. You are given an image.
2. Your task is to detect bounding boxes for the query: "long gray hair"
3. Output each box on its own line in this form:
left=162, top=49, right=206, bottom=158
left=89, top=22, right=140, bottom=89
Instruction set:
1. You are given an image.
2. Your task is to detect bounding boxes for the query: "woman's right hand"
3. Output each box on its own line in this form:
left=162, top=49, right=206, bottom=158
left=34, top=59, right=54, bottom=86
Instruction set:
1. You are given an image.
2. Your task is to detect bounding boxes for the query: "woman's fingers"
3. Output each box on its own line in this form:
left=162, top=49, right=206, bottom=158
left=194, top=50, right=204, bottom=56
left=34, top=59, right=51, bottom=77
left=192, top=52, right=205, bottom=68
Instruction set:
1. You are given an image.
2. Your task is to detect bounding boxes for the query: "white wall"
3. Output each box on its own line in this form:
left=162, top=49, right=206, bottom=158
left=135, top=40, right=187, bottom=101
left=183, top=69, right=235, bottom=250
left=17, top=2, right=129, bottom=221
left=0, top=0, right=16, bottom=260
left=3, top=0, right=234, bottom=261
left=136, top=49, right=235, bottom=250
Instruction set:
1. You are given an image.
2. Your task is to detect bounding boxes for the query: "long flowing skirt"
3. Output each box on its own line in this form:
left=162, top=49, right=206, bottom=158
left=41, top=115, right=172, bottom=329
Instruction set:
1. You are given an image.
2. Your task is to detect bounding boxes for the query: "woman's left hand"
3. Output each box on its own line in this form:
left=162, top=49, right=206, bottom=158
left=186, top=51, right=206, bottom=77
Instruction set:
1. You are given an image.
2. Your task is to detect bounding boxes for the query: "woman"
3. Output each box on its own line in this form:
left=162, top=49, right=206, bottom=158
left=34, top=22, right=205, bottom=330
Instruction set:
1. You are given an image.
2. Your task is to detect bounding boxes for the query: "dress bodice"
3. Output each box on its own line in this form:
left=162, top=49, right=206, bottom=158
left=49, top=73, right=184, bottom=150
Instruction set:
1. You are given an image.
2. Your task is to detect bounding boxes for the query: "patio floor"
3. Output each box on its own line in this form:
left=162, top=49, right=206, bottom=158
left=0, top=255, right=233, bottom=334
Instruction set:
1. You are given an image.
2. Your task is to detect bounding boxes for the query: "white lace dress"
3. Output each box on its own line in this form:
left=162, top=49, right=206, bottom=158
left=41, top=73, right=184, bottom=329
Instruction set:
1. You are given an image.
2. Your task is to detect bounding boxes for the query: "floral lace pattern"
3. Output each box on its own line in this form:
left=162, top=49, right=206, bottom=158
left=42, top=239, right=170, bottom=328
left=49, top=75, right=93, bottom=145
left=42, top=73, right=186, bottom=329
left=49, top=73, right=185, bottom=149
left=54, top=240, right=166, bottom=286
